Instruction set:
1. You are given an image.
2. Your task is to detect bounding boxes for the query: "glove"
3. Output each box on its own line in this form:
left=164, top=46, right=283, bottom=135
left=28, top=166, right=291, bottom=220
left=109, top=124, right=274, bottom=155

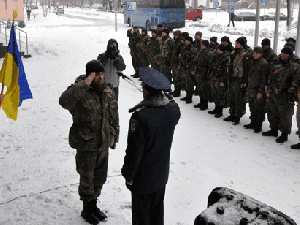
left=113, top=58, right=120, bottom=67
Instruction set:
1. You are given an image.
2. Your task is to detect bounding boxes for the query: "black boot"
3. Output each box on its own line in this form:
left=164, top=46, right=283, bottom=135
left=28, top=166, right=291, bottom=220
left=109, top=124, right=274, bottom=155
left=223, top=115, right=235, bottom=122
left=214, top=106, right=223, bottom=118
left=186, top=98, right=192, bottom=104
left=275, top=132, right=288, bottom=143
left=291, top=142, right=300, bottom=149
left=180, top=96, right=187, bottom=101
left=200, top=100, right=208, bottom=111
left=91, top=199, right=108, bottom=222
left=81, top=201, right=100, bottom=225
left=208, top=105, right=218, bottom=114
left=173, top=88, right=181, bottom=97
left=262, top=129, right=278, bottom=137
left=194, top=101, right=202, bottom=108
left=232, top=117, right=240, bottom=125
left=244, top=117, right=256, bottom=129
left=254, top=117, right=262, bottom=133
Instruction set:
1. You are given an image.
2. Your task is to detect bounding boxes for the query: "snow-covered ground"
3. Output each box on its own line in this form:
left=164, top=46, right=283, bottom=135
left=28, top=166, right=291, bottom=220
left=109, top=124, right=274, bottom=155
left=0, top=7, right=299, bottom=225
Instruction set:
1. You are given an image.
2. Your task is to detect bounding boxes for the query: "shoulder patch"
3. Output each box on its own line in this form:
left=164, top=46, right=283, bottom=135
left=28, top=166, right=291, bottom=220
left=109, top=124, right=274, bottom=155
left=130, top=119, right=138, bottom=132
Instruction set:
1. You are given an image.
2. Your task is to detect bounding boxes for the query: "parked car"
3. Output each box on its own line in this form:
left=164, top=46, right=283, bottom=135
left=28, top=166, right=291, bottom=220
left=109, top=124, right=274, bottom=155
left=234, top=11, right=263, bottom=21
left=186, top=8, right=203, bottom=21
left=54, top=6, right=64, bottom=14
left=262, top=12, right=288, bottom=21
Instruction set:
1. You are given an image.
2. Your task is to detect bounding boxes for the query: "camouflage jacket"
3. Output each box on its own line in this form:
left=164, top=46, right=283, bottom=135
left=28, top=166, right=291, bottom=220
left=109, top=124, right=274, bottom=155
left=247, top=58, right=269, bottom=98
left=127, top=30, right=141, bottom=51
left=193, top=39, right=202, bottom=52
left=210, top=52, right=230, bottom=84
left=262, top=48, right=277, bottom=63
left=268, top=58, right=300, bottom=98
left=147, top=36, right=160, bottom=59
left=171, top=37, right=185, bottom=66
left=228, top=49, right=249, bottom=85
left=137, top=34, right=150, bottom=55
left=157, top=35, right=174, bottom=62
left=59, top=75, right=119, bottom=151
left=192, top=48, right=214, bottom=78
left=180, top=44, right=198, bottom=70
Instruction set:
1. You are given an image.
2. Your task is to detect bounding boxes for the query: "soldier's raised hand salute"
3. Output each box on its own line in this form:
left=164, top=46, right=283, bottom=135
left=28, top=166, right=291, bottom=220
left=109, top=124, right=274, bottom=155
left=85, top=72, right=96, bottom=85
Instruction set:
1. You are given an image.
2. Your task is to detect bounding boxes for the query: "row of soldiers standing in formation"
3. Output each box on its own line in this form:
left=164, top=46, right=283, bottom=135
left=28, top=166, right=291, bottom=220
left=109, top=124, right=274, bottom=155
left=127, top=24, right=300, bottom=148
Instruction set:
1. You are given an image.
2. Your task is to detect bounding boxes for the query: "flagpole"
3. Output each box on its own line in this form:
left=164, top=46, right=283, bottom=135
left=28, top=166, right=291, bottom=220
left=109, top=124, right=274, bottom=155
left=0, top=83, right=4, bottom=108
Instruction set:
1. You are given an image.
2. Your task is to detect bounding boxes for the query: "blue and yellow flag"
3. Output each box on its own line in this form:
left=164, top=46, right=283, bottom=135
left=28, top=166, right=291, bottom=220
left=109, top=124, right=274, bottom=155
left=0, top=22, right=33, bottom=120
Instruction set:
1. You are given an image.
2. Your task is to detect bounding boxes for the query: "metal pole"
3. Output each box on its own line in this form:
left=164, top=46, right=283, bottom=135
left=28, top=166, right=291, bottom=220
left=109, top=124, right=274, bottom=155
left=115, top=0, right=117, bottom=31
left=273, top=0, right=281, bottom=53
left=19, top=30, right=21, bottom=52
left=130, top=13, right=132, bottom=27
left=254, top=0, right=260, bottom=47
left=26, top=33, right=29, bottom=55
left=295, top=5, right=300, bottom=56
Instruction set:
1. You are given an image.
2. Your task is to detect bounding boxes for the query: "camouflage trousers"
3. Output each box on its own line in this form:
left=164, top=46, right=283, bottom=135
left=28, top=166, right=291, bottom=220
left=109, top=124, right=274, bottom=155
left=150, top=58, right=160, bottom=71
left=75, top=148, right=109, bottom=202
left=297, top=102, right=300, bottom=133
left=182, top=68, right=196, bottom=100
left=210, top=78, right=227, bottom=107
left=227, top=81, right=246, bottom=118
left=266, top=96, right=294, bottom=134
left=195, top=74, right=209, bottom=102
left=248, top=96, right=266, bottom=121
left=160, top=58, right=172, bottom=82
left=138, top=53, right=149, bottom=68
left=130, top=50, right=140, bottom=74
left=172, top=66, right=183, bottom=89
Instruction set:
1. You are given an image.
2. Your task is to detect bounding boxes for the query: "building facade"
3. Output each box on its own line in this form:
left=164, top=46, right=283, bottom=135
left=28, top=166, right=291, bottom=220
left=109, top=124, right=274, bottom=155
left=0, top=0, right=24, bottom=21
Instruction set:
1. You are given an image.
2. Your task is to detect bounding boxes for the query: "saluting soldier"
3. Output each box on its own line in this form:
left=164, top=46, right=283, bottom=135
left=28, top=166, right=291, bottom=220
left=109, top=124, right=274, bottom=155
left=127, top=26, right=141, bottom=78
left=208, top=43, right=230, bottom=118
left=192, top=40, right=214, bottom=110
left=244, top=47, right=269, bottom=133
left=263, top=46, right=300, bottom=143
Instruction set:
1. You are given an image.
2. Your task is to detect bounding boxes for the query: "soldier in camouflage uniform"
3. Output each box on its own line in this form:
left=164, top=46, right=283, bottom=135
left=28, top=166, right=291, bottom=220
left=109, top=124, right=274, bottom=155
left=127, top=26, right=141, bottom=78
left=192, top=40, right=214, bottom=110
left=59, top=60, right=119, bottom=224
left=137, top=29, right=150, bottom=69
left=147, top=30, right=160, bottom=71
left=193, top=31, right=202, bottom=51
left=244, top=47, right=269, bottom=133
left=209, top=36, right=219, bottom=53
left=224, top=37, right=250, bottom=125
left=262, top=46, right=300, bottom=143
left=261, top=38, right=277, bottom=64
left=221, top=36, right=234, bottom=53
left=208, top=44, right=230, bottom=118
left=171, top=30, right=185, bottom=97
left=157, top=29, right=174, bottom=82
left=156, top=24, right=164, bottom=37
left=179, top=36, right=198, bottom=103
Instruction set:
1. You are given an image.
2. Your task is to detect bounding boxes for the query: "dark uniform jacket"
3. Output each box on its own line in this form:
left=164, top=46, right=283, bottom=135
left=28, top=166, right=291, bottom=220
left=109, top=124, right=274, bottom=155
left=121, top=94, right=181, bottom=194
left=193, top=48, right=214, bottom=78
left=247, top=57, right=268, bottom=98
left=262, top=48, right=277, bottom=63
left=180, top=44, right=198, bottom=70
left=210, top=52, right=229, bottom=84
left=59, top=75, right=119, bottom=151
left=171, top=37, right=185, bottom=67
left=127, top=30, right=141, bottom=52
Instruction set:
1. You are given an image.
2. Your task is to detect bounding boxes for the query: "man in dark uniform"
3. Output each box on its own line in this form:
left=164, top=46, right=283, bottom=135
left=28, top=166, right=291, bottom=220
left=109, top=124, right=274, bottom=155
left=193, top=31, right=202, bottom=51
left=148, top=30, right=160, bottom=71
left=221, top=36, right=234, bottom=53
left=263, top=46, right=300, bottom=143
left=59, top=60, right=119, bottom=224
left=209, top=36, right=219, bottom=53
left=127, top=26, right=141, bottom=78
left=156, top=24, right=164, bottom=37
left=261, top=38, right=277, bottom=64
left=122, top=67, right=181, bottom=225
left=137, top=29, right=150, bottom=69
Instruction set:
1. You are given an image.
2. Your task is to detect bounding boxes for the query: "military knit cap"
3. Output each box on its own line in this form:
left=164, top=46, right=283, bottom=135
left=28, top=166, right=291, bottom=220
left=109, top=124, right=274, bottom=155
left=201, top=40, right=209, bottom=48
left=261, top=38, right=270, bottom=46
left=157, top=24, right=164, bottom=28
left=186, top=36, right=193, bottom=43
left=86, top=60, right=105, bottom=77
left=195, top=31, right=202, bottom=37
left=286, top=37, right=296, bottom=43
left=182, top=32, right=189, bottom=39
left=221, top=36, right=230, bottom=43
left=162, top=28, right=169, bottom=35
left=142, top=28, right=148, bottom=33
left=253, top=46, right=263, bottom=54
left=236, top=37, right=246, bottom=47
left=284, top=42, right=295, bottom=51
left=152, top=30, right=158, bottom=34
left=139, top=67, right=171, bottom=90
left=174, top=30, right=182, bottom=37
left=210, top=36, right=217, bottom=43
left=218, top=43, right=226, bottom=52
left=281, top=46, right=293, bottom=55
left=133, top=25, right=138, bottom=29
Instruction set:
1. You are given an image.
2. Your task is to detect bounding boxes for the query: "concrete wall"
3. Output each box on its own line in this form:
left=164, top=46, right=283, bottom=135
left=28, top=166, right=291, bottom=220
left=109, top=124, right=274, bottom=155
left=0, top=1, right=25, bottom=21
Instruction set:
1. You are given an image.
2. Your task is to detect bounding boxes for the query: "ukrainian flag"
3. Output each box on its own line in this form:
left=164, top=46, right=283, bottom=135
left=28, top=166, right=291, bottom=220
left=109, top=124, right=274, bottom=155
left=0, top=22, right=32, bottom=120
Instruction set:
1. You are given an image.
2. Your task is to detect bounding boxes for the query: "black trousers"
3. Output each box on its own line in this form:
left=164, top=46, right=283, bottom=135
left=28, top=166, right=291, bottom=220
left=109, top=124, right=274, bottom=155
left=131, top=187, right=165, bottom=225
